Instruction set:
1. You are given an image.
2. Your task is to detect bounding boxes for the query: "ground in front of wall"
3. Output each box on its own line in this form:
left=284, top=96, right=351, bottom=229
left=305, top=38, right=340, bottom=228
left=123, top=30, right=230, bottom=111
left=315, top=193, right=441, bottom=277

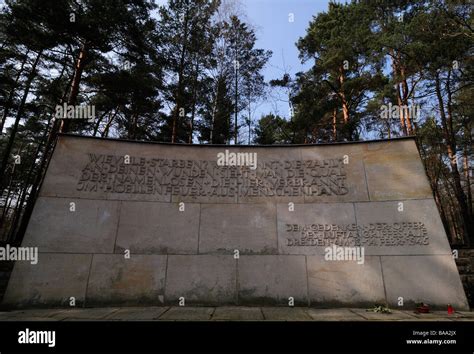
left=0, top=306, right=473, bottom=321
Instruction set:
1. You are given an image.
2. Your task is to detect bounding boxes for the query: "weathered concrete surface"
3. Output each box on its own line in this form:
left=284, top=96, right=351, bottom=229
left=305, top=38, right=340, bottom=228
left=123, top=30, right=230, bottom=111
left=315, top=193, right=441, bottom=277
left=2, top=135, right=468, bottom=311
left=382, top=255, right=469, bottom=310
left=165, top=255, right=237, bottom=305
left=307, top=256, right=386, bottom=307
left=87, top=255, right=167, bottom=306
left=3, top=254, right=91, bottom=308
left=199, top=204, right=277, bottom=254
left=115, top=201, right=200, bottom=254
left=22, top=197, right=119, bottom=253
left=238, top=255, right=307, bottom=305
left=363, top=140, right=433, bottom=200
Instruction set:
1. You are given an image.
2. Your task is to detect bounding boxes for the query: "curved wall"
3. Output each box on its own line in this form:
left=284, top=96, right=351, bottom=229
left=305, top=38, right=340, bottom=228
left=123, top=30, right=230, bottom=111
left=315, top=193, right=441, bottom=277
left=2, top=135, right=469, bottom=310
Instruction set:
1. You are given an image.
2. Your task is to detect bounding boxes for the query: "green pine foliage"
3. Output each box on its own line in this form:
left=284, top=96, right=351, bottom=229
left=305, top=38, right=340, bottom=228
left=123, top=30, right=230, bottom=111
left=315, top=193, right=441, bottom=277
left=0, top=0, right=472, bottom=245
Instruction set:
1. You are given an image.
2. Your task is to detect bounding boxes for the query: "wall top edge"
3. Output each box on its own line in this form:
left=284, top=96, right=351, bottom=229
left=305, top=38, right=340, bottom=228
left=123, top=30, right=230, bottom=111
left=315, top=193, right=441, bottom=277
left=57, top=133, right=417, bottom=148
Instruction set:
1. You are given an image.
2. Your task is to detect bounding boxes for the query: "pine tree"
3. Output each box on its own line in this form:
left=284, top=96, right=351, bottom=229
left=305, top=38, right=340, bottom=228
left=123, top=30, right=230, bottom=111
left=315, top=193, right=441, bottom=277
left=253, top=114, right=290, bottom=145
left=295, top=2, right=384, bottom=141
left=222, top=16, right=271, bottom=144
left=158, top=0, right=220, bottom=143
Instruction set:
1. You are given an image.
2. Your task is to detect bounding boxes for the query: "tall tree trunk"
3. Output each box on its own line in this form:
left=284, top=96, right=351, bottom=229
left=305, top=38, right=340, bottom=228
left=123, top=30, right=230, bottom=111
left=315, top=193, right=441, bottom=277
left=338, top=66, right=349, bottom=124
left=409, top=76, right=419, bottom=135
left=234, top=62, right=238, bottom=144
left=210, top=80, right=220, bottom=144
left=390, top=50, right=407, bottom=136
left=448, top=205, right=458, bottom=244
left=0, top=50, right=42, bottom=187
left=189, top=61, right=199, bottom=144
left=332, top=107, right=337, bottom=141
left=386, top=112, right=391, bottom=139
left=171, top=13, right=189, bottom=144
left=60, top=41, right=88, bottom=133
left=101, top=109, right=118, bottom=138
left=396, top=83, right=407, bottom=135
left=400, top=66, right=413, bottom=135
left=6, top=53, right=69, bottom=241
left=0, top=50, right=30, bottom=134
left=418, top=140, right=451, bottom=243
left=131, top=112, right=139, bottom=140
left=0, top=161, right=17, bottom=235
left=435, top=71, right=473, bottom=243
left=92, top=111, right=110, bottom=136
left=445, top=69, right=473, bottom=237
left=14, top=58, right=73, bottom=243
left=247, top=91, right=251, bottom=145
left=462, top=115, right=473, bottom=217
left=463, top=145, right=472, bottom=217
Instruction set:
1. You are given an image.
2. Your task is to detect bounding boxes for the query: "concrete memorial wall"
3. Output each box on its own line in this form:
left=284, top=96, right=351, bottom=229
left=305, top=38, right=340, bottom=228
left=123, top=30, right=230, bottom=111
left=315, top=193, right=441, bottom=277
left=2, top=134, right=469, bottom=310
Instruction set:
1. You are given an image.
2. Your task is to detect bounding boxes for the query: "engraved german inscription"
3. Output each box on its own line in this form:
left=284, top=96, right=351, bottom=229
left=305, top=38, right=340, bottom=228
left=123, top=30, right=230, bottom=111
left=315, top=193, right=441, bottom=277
left=76, top=154, right=349, bottom=198
left=285, top=222, right=429, bottom=247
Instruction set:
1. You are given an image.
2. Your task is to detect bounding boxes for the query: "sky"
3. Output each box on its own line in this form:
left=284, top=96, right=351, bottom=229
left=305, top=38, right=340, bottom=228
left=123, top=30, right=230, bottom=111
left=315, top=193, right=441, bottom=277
left=153, top=0, right=337, bottom=132
left=1, top=0, right=338, bottom=136
left=242, top=0, right=331, bottom=120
